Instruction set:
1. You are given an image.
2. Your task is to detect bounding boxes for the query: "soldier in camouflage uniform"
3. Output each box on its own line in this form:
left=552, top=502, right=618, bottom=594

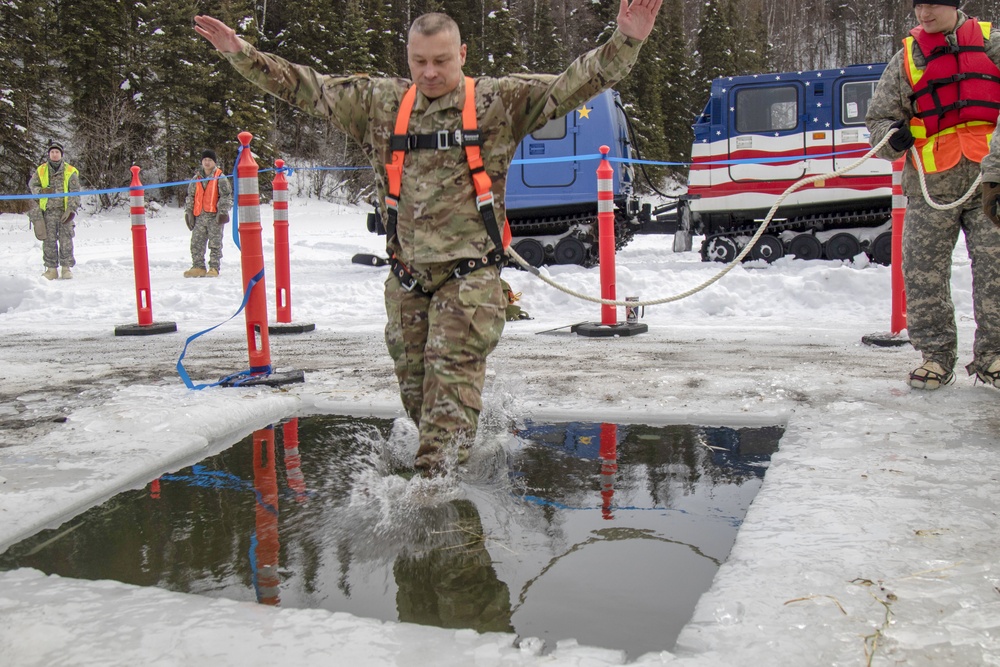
left=183, top=149, right=233, bottom=278
left=28, top=141, right=81, bottom=280
left=194, top=0, right=662, bottom=473
left=867, top=1, right=1000, bottom=390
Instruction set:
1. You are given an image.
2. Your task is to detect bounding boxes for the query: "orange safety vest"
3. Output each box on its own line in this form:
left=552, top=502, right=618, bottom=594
left=903, top=20, right=1000, bottom=173
left=385, top=77, right=511, bottom=258
left=193, top=168, right=223, bottom=216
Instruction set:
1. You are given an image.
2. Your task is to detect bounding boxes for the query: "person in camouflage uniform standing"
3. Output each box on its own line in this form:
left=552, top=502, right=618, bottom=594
left=183, top=149, right=233, bottom=278
left=867, top=1, right=1000, bottom=390
left=28, top=141, right=81, bottom=280
left=194, top=0, right=662, bottom=474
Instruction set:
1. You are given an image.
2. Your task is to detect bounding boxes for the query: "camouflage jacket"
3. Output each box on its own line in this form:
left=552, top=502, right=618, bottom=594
left=224, top=31, right=643, bottom=283
left=28, top=160, right=81, bottom=216
left=867, top=13, right=1000, bottom=187
left=183, top=166, right=233, bottom=216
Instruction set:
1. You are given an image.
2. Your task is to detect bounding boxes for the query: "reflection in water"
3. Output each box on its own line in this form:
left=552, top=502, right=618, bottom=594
left=0, top=416, right=780, bottom=659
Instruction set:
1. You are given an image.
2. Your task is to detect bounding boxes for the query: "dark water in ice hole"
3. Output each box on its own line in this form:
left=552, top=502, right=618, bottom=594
left=0, top=415, right=782, bottom=659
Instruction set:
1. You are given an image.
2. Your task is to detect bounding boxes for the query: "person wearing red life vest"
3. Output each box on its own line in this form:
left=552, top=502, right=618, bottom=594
left=182, top=149, right=233, bottom=278
left=194, top=2, right=662, bottom=474
left=868, top=1, right=1000, bottom=391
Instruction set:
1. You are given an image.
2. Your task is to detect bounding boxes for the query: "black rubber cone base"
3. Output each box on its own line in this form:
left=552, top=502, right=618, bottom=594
left=114, top=321, right=178, bottom=337
left=573, top=322, right=649, bottom=338
left=268, top=321, right=316, bottom=335
left=861, top=332, right=911, bottom=347
left=219, top=369, right=306, bottom=388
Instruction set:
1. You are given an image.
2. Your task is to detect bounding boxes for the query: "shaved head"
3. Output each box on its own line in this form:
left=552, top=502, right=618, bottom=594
left=409, top=13, right=461, bottom=45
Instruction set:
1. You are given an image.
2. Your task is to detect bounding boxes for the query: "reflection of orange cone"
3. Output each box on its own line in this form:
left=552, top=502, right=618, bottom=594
left=149, top=478, right=161, bottom=500
left=599, top=423, right=617, bottom=520
left=253, top=426, right=281, bottom=605
left=282, top=418, right=308, bottom=502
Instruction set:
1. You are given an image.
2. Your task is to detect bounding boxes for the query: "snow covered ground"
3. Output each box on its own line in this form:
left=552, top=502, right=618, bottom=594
left=1, top=193, right=998, bottom=666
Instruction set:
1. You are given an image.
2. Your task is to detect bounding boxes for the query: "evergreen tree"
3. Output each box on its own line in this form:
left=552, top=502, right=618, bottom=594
left=482, top=2, right=526, bottom=76
left=659, top=0, right=695, bottom=174
left=526, top=0, right=567, bottom=72
left=694, top=0, right=736, bottom=102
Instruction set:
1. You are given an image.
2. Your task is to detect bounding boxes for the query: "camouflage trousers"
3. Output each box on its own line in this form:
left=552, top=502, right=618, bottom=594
left=901, top=157, right=1000, bottom=376
left=41, top=211, right=75, bottom=269
left=190, top=212, right=224, bottom=271
left=384, top=264, right=506, bottom=472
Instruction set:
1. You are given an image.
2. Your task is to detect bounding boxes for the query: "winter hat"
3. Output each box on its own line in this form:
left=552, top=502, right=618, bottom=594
left=914, top=0, right=959, bottom=7
left=201, top=149, right=217, bottom=162
left=48, top=141, right=64, bottom=154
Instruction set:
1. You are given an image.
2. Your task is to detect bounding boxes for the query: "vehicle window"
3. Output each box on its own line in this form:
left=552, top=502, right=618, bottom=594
left=532, top=116, right=567, bottom=140
left=841, top=80, right=877, bottom=126
left=735, top=86, right=798, bottom=133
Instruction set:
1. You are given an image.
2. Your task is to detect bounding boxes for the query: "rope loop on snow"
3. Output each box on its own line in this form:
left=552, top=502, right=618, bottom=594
left=506, top=128, right=978, bottom=308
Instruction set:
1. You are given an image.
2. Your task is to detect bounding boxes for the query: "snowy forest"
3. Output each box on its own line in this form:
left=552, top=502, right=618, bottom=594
left=3, top=0, right=1000, bottom=211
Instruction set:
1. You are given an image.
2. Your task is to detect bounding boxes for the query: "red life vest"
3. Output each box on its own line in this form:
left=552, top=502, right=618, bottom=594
left=193, top=168, right=223, bottom=216
left=903, top=20, right=1000, bottom=172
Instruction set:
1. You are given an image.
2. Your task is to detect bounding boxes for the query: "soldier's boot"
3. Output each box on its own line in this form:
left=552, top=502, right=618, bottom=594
left=974, top=359, right=1000, bottom=388
left=42, top=268, right=58, bottom=280
left=909, top=361, right=955, bottom=390
left=183, top=267, right=207, bottom=278
left=206, top=268, right=219, bottom=277
left=60, top=267, right=72, bottom=279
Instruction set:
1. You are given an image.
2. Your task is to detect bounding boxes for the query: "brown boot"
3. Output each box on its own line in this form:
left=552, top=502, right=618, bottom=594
left=206, top=268, right=219, bottom=277
left=42, top=268, right=58, bottom=280
left=183, top=267, right=207, bottom=278
left=60, top=267, right=72, bottom=279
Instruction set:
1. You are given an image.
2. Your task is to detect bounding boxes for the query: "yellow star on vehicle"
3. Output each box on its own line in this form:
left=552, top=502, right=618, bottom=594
left=578, top=105, right=591, bottom=119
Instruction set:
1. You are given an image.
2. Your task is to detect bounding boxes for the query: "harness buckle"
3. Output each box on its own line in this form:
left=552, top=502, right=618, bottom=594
left=436, top=130, right=452, bottom=149
left=476, top=191, right=494, bottom=211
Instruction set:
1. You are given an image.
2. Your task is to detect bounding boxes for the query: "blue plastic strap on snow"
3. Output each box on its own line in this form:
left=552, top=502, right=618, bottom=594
left=175, top=266, right=267, bottom=390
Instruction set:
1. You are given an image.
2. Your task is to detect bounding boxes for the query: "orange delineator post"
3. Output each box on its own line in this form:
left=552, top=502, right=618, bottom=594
left=236, top=132, right=272, bottom=373
left=599, top=422, right=617, bottom=521
left=130, top=166, right=153, bottom=326
left=252, top=426, right=281, bottom=606
left=891, top=157, right=907, bottom=335
left=597, top=146, right=617, bottom=325
left=272, top=160, right=292, bottom=324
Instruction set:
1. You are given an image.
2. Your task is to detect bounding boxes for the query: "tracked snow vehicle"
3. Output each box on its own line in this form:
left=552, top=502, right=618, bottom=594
left=367, top=89, right=650, bottom=267
left=673, top=63, right=895, bottom=264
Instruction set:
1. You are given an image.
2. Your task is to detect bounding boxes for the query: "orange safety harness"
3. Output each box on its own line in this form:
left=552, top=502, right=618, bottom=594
left=384, top=77, right=510, bottom=292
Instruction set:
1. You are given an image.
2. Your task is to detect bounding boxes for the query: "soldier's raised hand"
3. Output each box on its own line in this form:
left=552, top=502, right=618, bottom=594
left=193, top=15, right=242, bottom=54
left=617, top=0, right=663, bottom=41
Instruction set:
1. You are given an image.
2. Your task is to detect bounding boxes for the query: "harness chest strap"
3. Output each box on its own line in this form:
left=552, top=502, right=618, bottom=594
left=383, top=77, right=510, bottom=272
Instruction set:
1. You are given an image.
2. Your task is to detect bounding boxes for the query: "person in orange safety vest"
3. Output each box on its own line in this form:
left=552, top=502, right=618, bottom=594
left=183, top=149, right=233, bottom=278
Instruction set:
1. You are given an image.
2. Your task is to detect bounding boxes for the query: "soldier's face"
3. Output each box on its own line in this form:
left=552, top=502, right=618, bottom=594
left=202, top=157, right=216, bottom=172
left=407, top=29, right=466, bottom=99
left=914, top=4, right=958, bottom=34
left=48, top=148, right=62, bottom=162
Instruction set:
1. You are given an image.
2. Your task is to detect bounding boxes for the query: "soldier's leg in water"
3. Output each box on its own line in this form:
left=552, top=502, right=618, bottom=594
left=415, top=266, right=505, bottom=472
left=901, top=193, right=962, bottom=371
left=384, top=274, right=431, bottom=425
left=962, top=199, right=1000, bottom=375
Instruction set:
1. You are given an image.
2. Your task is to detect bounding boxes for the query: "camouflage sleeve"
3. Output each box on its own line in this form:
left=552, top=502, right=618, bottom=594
left=501, top=29, right=645, bottom=137
left=66, top=168, right=81, bottom=213
left=865, top=50, right=910, bottom=162
left=217, top=172, right=233, bottom=213
left=980, top=31, right=1000, bottom=182
left=28, top=168, right=41, bottom=195
left=184, top=173, right=198, bottom=213
left=222, top=39, right=373, bottom=143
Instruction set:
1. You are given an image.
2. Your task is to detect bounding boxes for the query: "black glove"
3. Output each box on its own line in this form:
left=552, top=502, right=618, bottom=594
left=982, top=182, right=1000, bottom=226
left=185, top=212, right=195, bottom=231
left=887, top=119, right=915, bottom=152
left=217, top=212, right=229, bottom=225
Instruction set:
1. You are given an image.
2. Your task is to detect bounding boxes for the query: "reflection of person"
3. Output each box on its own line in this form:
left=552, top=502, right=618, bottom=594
left=183, top=149, right=232, bottom=278
left=867, top=2, right=1000, bottom=390
left=393, top=499, right=513, bottom=633
left=194, top=1, right=662, bottom=473
left=28, top=141, right=81, bottom=280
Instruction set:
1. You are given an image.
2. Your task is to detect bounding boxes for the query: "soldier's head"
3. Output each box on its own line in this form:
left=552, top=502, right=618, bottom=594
left=914, top=2, right=959, bottom=34
left=47, top=141, right=63, bottom=163
left=407, top=13, right=466, bottom=100
left=201, top=149, right=217, bottom=172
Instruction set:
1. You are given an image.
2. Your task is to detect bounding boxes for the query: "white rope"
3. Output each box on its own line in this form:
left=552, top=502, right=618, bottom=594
left=909, top=143, right=982, bottom=210
left=506, top=130, right=902, bottom=308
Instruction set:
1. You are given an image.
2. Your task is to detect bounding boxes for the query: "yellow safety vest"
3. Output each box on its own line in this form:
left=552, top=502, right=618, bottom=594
left=36, top=163, right=78, bottom=212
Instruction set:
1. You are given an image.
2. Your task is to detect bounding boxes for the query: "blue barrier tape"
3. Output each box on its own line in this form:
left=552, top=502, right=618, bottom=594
left=175, top=266, right=267, bottom=390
